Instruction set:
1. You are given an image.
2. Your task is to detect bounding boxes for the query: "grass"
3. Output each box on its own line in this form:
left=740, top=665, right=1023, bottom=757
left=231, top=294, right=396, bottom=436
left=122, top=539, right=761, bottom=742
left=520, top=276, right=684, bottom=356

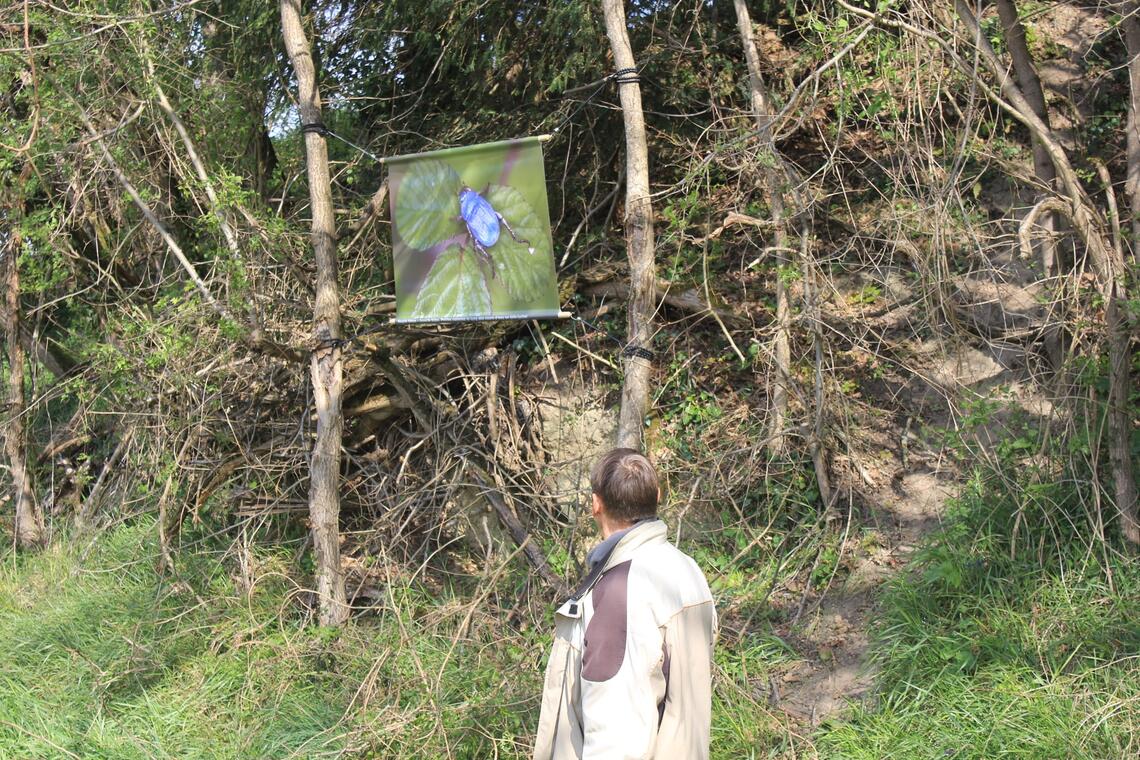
left=0, top=524, right=545, bottom=758
left=0, top=518, right=804, bottom=758
left=815, top=471, right=1140, bottom=759
left=0, top=456, right=834, bottom=760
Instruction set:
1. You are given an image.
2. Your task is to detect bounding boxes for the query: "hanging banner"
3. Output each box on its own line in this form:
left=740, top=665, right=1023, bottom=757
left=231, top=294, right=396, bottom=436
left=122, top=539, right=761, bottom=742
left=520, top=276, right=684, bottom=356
left=387, top=136, right=560, bottom=323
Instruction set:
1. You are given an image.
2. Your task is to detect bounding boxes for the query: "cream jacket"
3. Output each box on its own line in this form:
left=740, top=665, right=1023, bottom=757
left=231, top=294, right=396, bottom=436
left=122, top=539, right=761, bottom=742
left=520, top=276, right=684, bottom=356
left=533, top=519, right=717, bottom=760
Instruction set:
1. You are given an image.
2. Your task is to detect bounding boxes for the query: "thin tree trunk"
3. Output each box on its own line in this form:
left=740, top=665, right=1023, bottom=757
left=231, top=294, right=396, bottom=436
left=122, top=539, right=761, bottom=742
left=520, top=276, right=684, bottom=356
left=954, top=1, right=1139, bottom=545
left=1113, top=4, right=1139, bottom=545
left=1123, top=1, right=1140, bottom=249
left=1106, top=297, right=1138, bottom=544
left=4, top=231, right=44, bottom=548
left=601, top=0, right=656, bottom=451
left=733, top=0, right=791, bottom=456
left=995, top=0, right=1062, bottom=366
left=281, top=0, right=348, bottom=624
left=994, top=0, right=1056, bottom=260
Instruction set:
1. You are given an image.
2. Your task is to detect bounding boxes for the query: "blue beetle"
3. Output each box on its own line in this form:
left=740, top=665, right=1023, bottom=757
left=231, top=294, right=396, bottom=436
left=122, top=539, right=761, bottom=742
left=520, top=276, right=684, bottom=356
left=459, top=186, right=502, bottom=249
left=458, top=186, right=534, bottom=270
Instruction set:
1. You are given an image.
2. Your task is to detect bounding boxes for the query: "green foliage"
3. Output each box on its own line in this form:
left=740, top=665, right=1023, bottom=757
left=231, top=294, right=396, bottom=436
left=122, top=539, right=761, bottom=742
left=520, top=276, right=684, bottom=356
left=678, top=390, right=723, bottom=428
left=711, top=633, right=802, bottom=758
left=804, top=8, right=904, bottom=136
left=485, top=184, right=553, bottom=301
left=847, top=283, right=881, bottom=306
left=810, top=541, right=841, bottom=589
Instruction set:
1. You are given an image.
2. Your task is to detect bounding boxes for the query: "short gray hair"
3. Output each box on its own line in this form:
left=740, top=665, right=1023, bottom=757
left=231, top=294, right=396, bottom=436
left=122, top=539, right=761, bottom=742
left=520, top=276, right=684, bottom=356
left=590, top=448, right=658, bottom=523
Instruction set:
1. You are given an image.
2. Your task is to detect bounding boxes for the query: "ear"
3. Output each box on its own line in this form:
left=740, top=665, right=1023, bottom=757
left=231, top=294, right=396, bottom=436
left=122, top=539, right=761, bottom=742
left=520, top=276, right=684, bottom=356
left=591, top=492, right=604, bottom=518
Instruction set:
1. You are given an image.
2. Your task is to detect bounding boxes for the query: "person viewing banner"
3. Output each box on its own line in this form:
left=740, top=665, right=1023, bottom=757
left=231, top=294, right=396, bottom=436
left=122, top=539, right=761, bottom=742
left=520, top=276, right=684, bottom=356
left=387, top=136, right=561, bottom=323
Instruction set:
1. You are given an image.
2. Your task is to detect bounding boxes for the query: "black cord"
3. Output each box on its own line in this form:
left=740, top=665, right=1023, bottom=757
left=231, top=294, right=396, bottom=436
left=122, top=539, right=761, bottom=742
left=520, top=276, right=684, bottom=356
left=303, top=63, right=648, bottom=159
left=550, top=65, right=646, bottom=137
left=550, top=78, right=611, bottom=137
left=303, top=63, right=647, bottom=160
left=315, top=314, right=654, bottom=364
left=312, top=323, right=390, bottom=352
left=299, top=121, right=381, bottom=162
left=570, top=313, right=655, bottom=362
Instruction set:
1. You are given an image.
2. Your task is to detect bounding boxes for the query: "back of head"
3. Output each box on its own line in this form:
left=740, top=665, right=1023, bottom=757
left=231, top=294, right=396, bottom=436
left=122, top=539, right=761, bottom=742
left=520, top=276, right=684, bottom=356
left=590, top=448, right=659, bottom=525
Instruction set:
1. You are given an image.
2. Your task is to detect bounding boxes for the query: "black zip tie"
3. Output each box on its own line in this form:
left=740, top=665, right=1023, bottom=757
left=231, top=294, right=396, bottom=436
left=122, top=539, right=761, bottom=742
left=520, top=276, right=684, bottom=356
left=621, top=344, right=654, bottom=361
left=312, top=336, right=347, bottom=352
left=300, top=122, right=329, bottom=136
left=613, top=66, right=641, bottom=85
left=311, top=322, right=390, bottom=353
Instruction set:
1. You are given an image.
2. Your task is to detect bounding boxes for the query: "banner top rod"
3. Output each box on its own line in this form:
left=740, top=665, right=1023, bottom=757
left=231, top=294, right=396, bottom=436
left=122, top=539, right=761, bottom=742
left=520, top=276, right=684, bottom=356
left=380, top=134, right=551, bottom=165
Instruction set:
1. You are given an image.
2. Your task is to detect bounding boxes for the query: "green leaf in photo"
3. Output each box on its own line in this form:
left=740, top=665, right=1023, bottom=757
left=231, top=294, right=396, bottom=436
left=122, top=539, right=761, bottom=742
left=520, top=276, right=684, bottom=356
left=483, top=185, right=554, bottom=301
left=411, top=245, right=492, bottom=319
left=393, top=160, right=462, bottom=250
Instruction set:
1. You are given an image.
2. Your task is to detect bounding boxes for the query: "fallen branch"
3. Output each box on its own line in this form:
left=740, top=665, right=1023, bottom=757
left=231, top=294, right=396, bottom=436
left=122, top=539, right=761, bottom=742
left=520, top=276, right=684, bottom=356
left=689, top=211, right=772, bottom=244
left=469, top=463, right=566, bottom=594
left=584, top=278, right=748, bottom=327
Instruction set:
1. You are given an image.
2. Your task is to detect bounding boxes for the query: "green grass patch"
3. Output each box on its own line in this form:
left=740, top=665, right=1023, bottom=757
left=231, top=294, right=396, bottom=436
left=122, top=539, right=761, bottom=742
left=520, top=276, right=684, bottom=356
left=815, top=473, right=1140, bottom=759
left=0, top=524, right=544, bottom=758
left=0, top=519, right=814, bottom=758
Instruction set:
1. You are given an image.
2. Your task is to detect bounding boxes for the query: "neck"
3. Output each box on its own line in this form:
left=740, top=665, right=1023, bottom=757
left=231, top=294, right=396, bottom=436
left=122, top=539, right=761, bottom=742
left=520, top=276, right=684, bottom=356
left=600, top=516, right=632, bottom=539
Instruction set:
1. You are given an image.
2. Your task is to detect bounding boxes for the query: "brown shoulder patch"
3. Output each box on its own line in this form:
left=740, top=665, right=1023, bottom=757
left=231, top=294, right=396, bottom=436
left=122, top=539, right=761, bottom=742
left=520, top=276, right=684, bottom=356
left=582, top=560, right=631, bottom=682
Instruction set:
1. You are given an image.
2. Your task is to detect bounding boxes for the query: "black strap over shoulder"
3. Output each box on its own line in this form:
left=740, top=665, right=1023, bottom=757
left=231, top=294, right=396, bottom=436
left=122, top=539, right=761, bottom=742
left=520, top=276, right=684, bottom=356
left=562, top=544, right=618, bottom=611
left=559, top=516, right=657, bottom=609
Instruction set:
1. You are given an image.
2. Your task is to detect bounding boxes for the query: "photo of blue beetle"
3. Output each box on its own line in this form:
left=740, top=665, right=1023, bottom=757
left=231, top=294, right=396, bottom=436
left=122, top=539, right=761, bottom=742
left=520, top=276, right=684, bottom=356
left=386, top=137, right=559, bottom=323
left=458, top=185, right=535, bottom=269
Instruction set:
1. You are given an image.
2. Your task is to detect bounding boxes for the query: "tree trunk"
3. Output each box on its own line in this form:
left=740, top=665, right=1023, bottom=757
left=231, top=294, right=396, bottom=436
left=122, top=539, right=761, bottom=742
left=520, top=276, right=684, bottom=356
left=733, top=0, right=791, bottom=455
left=601, top=0, right=656, bottom=451
left=280, top=0, right=348, bottom=624
left=995, top=0, right=1062, bottom=366
left=994, top=0, right=1056, bottom=223
left=955, top=1, right=1139, bottom=545
left=4, top=231, right=45, bottom=549
left=1122, top=5, right=1140, bottom=542
left=1123, top=1, right=1140, bottom=249
left=1107, top=296, right=1139, bottom=544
